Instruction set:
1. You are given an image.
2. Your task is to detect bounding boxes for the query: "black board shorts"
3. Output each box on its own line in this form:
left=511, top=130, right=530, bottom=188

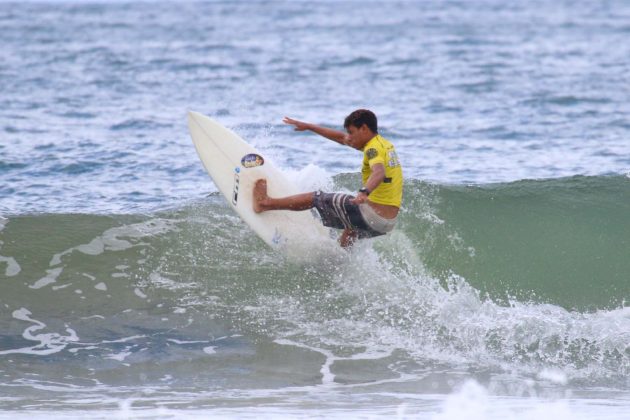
left=312, top=191, right=385, bottom=239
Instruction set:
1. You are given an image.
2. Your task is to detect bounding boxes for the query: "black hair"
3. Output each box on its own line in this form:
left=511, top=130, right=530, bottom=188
left=344, top=109, right=378, bottom=133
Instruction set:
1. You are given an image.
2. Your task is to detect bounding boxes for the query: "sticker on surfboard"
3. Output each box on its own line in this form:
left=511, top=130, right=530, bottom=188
left=241, top=153, right=264, bottom=168
left=232, top=171, right=240, bottom=205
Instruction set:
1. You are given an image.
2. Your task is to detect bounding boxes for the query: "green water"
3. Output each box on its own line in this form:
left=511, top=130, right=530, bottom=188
left=397, top=175, right=630, bottom=310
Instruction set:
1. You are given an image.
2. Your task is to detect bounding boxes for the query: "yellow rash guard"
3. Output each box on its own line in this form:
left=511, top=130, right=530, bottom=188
left=361, top=134, right=403, bottom=207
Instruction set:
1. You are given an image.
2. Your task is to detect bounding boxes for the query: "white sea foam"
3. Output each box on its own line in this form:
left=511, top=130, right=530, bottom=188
left=203, top=346, right=217, bottom=355
left=106, top=350, right=132, bottom=362
left=49, top=219, right=178, bottom=267
left=30, top=267, right=63, bottom=289
left=432, top=380, right=579, bottom=420
left=538, top=368, right=568, bottom=385
left=243, top=230, right=630, bottom=389
left=0, top=223, right=20, bottom=277
left=0, top=255, right=20, bottom=277
left=134, top=288, right=147, bottom=299
left=286, top=163, right=334, bottom=193
left=0, top=308, right=78, bottom=356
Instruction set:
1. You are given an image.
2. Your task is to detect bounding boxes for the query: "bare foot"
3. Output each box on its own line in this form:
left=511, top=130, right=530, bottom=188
left=253, top=179, right=268, bottom=213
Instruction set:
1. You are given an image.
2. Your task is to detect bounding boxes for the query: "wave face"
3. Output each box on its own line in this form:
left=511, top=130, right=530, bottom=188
left=1, top=175, right=628, bottom=410
left=393, top=174, right=630, bottom=311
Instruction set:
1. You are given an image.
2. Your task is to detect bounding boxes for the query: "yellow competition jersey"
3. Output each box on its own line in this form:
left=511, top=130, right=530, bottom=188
left=361, top=134, right=403, bottom=207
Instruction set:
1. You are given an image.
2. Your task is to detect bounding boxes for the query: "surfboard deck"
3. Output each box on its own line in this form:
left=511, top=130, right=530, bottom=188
left=188, top=111, right=333, bottom=256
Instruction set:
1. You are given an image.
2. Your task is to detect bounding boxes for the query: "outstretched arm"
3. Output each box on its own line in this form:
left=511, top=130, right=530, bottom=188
left=283, top=117, right=349, bottom=146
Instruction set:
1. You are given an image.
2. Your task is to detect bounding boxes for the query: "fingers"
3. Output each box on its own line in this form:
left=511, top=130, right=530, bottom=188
left=283, top=116, right=303, bottom=129
left=351, top=195, right=367, bottom=205
left=283, top=116, right=312, bottom=132
left=283, top=117, right=297, bottom=130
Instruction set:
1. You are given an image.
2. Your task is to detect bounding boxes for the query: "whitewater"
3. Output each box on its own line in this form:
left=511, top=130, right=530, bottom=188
left=1, top=1, right=629, bottom=418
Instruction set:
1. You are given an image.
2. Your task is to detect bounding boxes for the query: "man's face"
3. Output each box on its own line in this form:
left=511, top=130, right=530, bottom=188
left=346, top=124, right=373, bottom=150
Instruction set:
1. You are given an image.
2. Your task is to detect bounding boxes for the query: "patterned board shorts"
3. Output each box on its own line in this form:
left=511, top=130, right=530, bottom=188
left=312, top=191, right=397, bottom=239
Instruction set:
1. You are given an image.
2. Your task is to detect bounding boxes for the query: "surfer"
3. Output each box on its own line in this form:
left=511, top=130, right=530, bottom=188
left=253, top=109, right=403, bottom=248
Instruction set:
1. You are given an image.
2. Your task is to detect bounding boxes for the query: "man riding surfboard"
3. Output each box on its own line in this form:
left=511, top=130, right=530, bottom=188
left=253, top=109, right=403, bottom=248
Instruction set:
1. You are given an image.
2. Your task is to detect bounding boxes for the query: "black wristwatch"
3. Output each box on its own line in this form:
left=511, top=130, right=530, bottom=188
left=359, top=187, right=370, bottom=196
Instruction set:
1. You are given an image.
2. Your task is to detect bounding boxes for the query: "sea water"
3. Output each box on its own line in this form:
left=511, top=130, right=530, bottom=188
left=0, top=1, right=629, bottom=418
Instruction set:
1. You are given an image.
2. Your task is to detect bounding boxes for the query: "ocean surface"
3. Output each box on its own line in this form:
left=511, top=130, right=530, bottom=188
left=1, top=1, right=629, bottom=418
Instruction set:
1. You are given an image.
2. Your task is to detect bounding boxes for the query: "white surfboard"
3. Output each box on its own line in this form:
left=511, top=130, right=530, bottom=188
left=188, top=111, right=333, bottom=257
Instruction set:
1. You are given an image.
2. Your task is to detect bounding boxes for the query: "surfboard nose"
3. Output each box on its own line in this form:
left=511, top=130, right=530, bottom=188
left=188, top=110, right=202, bottom=124
left=188, top=111, right=210, bottom=134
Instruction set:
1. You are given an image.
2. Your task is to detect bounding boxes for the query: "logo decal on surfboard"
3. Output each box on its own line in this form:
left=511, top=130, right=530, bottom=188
left=241, top=153, right=264, bottom=168
left=232, top=171, right=240, bottom=205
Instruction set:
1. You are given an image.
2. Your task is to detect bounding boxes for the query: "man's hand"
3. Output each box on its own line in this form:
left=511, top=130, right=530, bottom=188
left=351, top=192, right=369, bottom=205
left=283, top=117, right=310, bottom=131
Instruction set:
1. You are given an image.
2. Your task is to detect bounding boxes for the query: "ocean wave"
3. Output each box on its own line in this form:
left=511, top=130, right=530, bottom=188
left=0, top=175, right=628, bottom=387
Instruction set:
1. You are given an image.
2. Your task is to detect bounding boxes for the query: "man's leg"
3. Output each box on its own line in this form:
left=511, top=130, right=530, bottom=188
left=253, top=179, right=314, bottom=213
left=254, top=180, right=359, bottom=249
